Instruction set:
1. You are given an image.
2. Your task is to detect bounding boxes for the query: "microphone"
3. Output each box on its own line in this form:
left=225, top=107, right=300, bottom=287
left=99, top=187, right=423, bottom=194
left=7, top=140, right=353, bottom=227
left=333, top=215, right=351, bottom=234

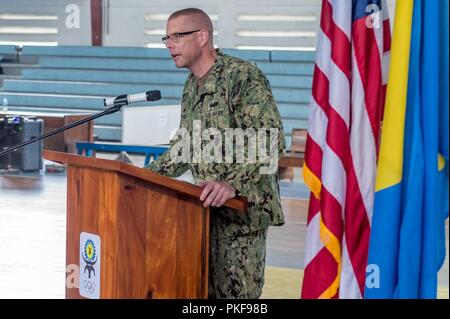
left=1, top=91, right=163, bottom=158
left=103, top=90, right=161, bottom=107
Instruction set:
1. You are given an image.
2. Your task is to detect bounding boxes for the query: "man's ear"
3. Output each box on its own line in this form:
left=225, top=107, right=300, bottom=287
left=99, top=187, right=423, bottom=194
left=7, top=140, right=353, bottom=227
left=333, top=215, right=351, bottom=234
left=199, top=29, right=210, bottom=47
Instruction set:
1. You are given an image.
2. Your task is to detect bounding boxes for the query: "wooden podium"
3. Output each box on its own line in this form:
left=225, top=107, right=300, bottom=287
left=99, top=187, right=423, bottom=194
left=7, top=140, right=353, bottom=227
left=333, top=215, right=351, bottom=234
left=43, top=150, right=247, bottom=299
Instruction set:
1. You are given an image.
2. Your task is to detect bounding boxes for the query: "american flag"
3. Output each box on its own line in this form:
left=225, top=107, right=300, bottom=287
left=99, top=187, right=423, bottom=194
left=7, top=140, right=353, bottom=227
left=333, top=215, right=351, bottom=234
left=301, top=0, right=391, bottom=299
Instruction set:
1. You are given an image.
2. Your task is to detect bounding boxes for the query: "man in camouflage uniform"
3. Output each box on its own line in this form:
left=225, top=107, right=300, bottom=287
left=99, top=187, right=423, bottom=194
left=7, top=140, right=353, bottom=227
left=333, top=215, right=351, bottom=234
left=146, top=8, right=286, bottom=299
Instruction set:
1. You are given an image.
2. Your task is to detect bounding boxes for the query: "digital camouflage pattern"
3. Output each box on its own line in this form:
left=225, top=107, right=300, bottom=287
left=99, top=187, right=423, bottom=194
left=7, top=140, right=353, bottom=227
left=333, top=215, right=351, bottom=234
left=147, top=50, right=286, bottom=238
left=208, top=228, right=267, bottom=299
left=146, top=50, right=285, bottom=298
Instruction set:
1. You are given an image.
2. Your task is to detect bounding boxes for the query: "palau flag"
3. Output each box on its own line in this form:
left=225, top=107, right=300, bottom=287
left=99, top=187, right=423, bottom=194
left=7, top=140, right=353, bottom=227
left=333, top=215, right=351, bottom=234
left=365, top=0, right=449, bottom=299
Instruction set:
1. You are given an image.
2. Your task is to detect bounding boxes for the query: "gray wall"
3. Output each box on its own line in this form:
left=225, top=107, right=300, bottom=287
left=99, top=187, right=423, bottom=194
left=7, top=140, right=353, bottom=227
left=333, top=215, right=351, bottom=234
left=1, top=0, right=396, bottom=49
left=0, top=0, right=91, bottom=46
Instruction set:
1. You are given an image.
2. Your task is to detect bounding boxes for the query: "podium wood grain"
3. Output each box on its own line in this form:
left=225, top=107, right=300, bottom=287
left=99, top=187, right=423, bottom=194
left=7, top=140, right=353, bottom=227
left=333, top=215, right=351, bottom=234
left=44, top=150, right=247, bottom=299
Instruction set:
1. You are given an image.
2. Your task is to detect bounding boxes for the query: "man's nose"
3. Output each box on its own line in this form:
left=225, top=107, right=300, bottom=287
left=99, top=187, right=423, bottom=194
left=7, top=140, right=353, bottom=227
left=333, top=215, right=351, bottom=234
left=165, top=40, right=174, bottom=49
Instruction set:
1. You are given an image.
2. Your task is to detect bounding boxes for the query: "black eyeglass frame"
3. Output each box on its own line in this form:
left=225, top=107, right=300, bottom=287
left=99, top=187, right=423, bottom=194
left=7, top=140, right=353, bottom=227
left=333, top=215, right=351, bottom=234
left=162, top=29, right=202, bottom=44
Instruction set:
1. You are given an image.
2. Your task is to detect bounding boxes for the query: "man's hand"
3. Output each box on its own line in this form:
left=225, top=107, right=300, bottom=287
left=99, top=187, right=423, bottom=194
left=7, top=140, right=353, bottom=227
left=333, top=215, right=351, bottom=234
left=198, top=181, right=236, bottom=208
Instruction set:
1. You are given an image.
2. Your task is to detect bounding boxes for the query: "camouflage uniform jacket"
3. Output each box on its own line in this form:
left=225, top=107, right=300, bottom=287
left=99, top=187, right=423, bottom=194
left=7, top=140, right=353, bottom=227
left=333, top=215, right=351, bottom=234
left=147, top=50, right=286, bottom=239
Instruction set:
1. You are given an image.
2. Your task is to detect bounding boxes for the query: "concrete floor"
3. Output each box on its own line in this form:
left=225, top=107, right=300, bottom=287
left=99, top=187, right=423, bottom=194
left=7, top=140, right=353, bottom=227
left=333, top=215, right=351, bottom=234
left=0, top=168, right=307, bottom=298
left=0, top=157, right=448, bottom=299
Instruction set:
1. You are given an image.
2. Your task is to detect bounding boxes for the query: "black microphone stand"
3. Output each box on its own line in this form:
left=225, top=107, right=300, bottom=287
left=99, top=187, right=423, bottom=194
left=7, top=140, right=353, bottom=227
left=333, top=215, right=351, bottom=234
left=0, top=103, right=125, bottom=158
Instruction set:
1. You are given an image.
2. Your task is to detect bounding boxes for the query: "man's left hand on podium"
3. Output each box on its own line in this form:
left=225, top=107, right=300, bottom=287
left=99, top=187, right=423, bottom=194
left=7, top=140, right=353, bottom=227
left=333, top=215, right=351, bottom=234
left=198, top=181, right=236, bottom=208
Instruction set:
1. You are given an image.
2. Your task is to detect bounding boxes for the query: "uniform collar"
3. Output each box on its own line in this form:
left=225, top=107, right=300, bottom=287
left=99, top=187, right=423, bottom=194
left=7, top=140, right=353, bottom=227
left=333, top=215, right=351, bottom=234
left=189, top=49, right=226, bottom=97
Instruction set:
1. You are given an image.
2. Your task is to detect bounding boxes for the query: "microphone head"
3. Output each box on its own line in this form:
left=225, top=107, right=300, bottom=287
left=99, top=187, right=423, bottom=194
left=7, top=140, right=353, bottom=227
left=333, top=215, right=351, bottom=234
left=146, top=90, right=161, bottom=101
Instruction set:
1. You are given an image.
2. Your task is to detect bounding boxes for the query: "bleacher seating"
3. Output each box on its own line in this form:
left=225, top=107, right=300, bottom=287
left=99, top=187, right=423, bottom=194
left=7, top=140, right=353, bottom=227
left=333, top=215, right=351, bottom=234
left=0, top=45, right=314, bottom=147
left=0, top=45, right=16, bottom=55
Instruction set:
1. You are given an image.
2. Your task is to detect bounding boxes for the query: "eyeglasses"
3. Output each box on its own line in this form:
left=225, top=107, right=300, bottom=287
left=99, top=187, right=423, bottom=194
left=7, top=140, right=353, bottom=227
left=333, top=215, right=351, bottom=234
left=162, top=29, right=201, bottom=45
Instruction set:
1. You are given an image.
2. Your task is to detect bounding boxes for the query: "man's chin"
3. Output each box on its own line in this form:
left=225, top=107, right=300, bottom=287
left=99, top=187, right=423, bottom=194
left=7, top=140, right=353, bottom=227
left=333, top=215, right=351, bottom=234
left=172, top=59, right=185, bottom=68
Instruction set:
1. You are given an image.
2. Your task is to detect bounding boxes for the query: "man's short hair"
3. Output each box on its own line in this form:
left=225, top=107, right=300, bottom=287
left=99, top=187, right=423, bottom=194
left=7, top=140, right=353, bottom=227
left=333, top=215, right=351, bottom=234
left=168, top=8, right=214, bottom=42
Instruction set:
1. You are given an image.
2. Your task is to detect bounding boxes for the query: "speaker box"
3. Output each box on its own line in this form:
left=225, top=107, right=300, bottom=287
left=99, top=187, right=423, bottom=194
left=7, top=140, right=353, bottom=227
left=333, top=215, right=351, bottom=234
left=0, top=115, right=44, bottom=171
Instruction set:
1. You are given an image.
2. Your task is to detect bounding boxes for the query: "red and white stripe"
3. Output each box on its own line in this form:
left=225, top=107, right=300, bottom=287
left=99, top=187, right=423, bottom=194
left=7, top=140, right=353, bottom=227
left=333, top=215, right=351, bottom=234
left=301, top=0, right=391, bottom=299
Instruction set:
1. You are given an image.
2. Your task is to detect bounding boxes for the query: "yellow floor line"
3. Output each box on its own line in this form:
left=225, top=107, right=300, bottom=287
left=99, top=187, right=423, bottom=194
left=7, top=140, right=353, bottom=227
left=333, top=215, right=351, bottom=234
left=261, top=266, right=303, bottom=299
